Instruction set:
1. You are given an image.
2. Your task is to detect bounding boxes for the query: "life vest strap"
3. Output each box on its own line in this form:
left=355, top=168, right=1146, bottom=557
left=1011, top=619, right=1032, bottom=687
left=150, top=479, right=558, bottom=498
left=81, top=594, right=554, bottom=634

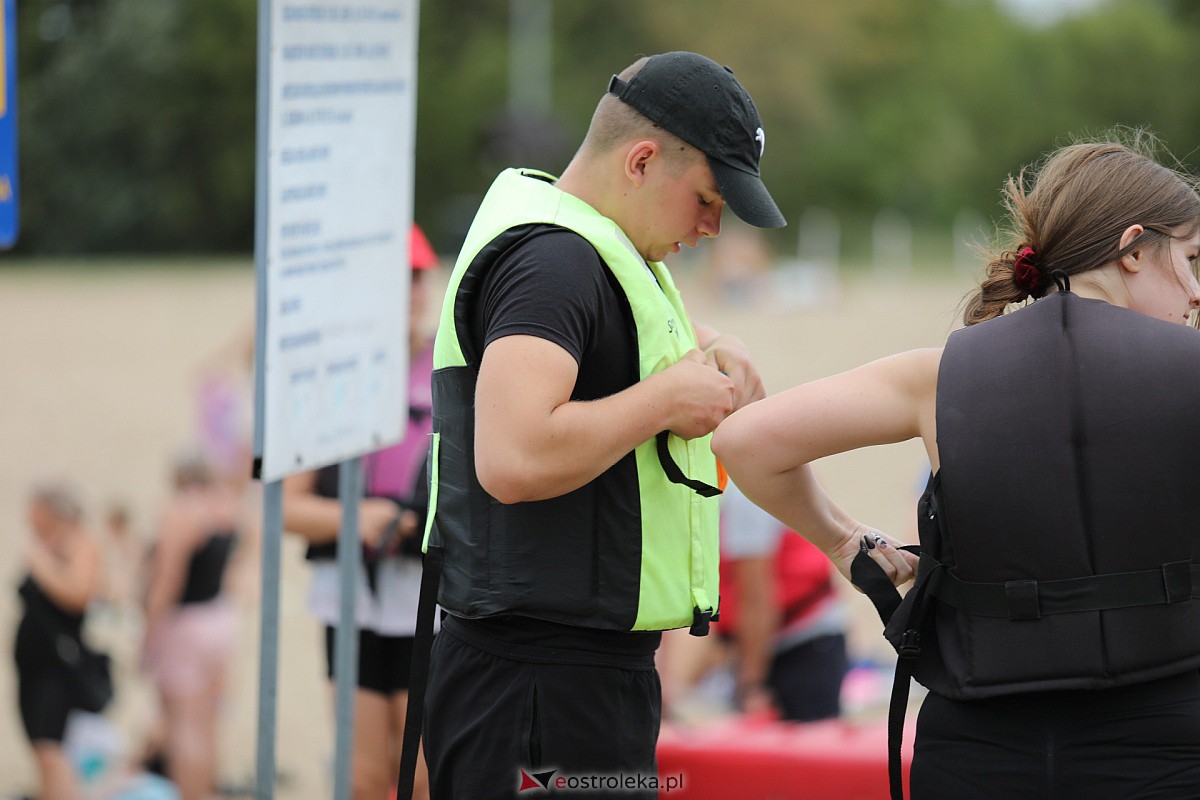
left=849, top=545, right=934, bottom=800
left=928, top=558, right=1200, bottom=620
left=850, top=544, right=921, bottom=624
left=396, top=545, right=443, bottom=800
left=655, top=431, right=722, bottom=497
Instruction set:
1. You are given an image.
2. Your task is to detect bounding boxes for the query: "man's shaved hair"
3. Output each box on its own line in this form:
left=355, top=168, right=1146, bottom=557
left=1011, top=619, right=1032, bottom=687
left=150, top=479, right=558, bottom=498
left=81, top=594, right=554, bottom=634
left=581, top=57, right=702, bottom=175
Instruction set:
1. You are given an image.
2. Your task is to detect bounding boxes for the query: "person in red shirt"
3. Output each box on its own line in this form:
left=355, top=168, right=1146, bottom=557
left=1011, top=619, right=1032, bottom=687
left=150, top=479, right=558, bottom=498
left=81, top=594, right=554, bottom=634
left=714, top=480, right=849, bottom=721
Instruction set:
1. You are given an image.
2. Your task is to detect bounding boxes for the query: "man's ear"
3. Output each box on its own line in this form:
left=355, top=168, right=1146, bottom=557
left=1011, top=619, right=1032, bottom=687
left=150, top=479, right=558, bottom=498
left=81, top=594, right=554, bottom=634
left=624, top=140, right=659, bottom=187
left=1118, top=224, right=1146, bottom=273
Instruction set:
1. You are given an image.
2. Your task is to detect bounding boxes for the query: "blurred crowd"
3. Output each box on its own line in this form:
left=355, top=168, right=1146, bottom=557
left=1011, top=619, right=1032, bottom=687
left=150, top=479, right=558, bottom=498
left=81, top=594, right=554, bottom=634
left=8, top=319, right=260, bottom=800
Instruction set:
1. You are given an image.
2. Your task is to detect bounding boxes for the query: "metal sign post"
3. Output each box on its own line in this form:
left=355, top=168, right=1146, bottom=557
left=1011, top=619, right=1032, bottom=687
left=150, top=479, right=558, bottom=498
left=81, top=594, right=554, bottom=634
left=252, top=1, right=419, bottom=796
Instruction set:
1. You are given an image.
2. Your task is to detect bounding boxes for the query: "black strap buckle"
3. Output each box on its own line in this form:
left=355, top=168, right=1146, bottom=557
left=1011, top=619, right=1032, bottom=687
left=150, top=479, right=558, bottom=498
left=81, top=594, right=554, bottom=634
left=1004, top=579, right=1042, bottom=620
left=898, top=630, right=921, bottom=659
left=689, top=606, right=712, bottom=637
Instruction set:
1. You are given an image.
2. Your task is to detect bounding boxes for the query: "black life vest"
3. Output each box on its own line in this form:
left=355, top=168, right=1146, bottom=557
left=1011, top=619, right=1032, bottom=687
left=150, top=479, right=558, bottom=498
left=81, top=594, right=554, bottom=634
left=891, top=291, right=1200, bottom=700
left=854, top=291, right=1200, bottom=799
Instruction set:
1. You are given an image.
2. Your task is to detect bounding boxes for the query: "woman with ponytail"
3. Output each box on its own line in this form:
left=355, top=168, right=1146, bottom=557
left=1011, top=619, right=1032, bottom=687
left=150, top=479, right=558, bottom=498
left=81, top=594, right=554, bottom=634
left=714, top=130, right=1200, bottom=798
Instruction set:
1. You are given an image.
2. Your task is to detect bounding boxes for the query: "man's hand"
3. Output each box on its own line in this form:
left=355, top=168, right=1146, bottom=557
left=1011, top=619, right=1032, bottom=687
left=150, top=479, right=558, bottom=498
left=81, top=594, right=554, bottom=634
left=702, top=333, right=764, bottom=410
left=657, top=349, right=736, bottom=439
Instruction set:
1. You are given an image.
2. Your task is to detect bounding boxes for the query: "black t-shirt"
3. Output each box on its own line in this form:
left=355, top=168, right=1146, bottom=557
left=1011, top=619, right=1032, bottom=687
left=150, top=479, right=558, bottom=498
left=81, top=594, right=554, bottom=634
left=471, top=225, right=638, bottom=398
left=465, top=224, right=661, bottom=660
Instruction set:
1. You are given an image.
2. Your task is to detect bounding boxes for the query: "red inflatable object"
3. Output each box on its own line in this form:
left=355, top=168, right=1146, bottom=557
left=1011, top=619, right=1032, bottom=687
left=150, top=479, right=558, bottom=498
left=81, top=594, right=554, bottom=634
left=655, top=716, right=914, bottom=799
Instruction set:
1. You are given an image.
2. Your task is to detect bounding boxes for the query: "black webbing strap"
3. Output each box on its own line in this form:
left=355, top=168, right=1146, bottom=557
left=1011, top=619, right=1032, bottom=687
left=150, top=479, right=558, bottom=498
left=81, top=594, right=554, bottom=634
left=396, top=545, right=443, bottom=800
left=655, top=431, right=722, bottom=498
left=850, top=545, right=920, bottom=625
left=849, top=546, right=931, bottom=800
left=929, top=560, right=1200, bottom=619
left=887, top=654, right=915, bottom=800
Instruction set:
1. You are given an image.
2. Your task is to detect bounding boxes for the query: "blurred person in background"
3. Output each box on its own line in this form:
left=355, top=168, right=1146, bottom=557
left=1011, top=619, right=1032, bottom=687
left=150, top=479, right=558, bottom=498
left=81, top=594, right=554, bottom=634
left=660, top=480, right=848, bottom=724
left=715, top=134, right=1200, bottom=799
left=702, top=218, right=773, bottom=306
left=14, top=478, right=104, bottom=800
left=99, top=502, right=142, bottom=614
left=90, top=501, right=146, bottom=658
left=283, top=223, right=439, bottom=800
left=712, top=480, right=849, bottom=722
left=193, top=322, right=256, bottom=494
left=141, top=451, right=243, bottom=800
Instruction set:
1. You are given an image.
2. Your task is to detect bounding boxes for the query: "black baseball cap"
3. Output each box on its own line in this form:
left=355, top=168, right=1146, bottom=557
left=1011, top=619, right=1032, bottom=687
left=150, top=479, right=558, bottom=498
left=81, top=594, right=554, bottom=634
left=607, top=52, right=787, bottom=229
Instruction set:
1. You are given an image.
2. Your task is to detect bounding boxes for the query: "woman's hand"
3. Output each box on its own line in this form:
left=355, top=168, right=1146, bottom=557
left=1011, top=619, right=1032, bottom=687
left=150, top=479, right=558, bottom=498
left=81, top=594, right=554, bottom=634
left=829, top=525, right=917, bottom=589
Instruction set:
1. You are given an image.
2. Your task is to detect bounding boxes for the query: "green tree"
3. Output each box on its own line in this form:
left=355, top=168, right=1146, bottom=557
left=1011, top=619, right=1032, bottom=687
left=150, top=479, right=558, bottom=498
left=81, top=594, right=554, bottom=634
left=15, top=0, right=255, bottom=254
left=10, top=0, right=1200, bottom=257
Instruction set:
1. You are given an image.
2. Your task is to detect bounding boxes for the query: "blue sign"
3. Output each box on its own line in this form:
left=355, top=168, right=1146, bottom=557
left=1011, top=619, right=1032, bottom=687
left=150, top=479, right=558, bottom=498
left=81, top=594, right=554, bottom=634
left=0, top=0, right=17, bottom=249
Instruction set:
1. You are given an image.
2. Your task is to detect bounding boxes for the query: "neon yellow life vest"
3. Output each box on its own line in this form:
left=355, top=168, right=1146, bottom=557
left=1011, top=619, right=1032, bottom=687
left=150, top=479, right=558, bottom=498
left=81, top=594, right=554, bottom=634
left=424, top=168, right=721, bottom=632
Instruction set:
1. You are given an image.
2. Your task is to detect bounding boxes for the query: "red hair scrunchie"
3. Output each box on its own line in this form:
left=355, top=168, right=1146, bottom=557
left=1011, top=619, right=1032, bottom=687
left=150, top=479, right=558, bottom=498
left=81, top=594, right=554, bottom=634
left=1012, top=246, right=1044, bottom=296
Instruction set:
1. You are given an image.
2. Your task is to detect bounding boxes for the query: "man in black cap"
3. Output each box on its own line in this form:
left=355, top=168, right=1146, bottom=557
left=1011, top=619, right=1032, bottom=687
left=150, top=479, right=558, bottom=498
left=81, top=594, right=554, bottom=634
left=421, top=51, right=785, bottom=799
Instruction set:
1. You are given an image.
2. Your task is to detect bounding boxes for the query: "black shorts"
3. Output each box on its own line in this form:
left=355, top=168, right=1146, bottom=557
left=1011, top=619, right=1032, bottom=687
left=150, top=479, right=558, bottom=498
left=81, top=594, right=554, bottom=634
left=323, top=626, right=416, bottom=696
left=912, top=670, right=1200, bottom=799
left=424, top=616, right=663, bottom=800
left=768, top=633, right=847, bottom=722
left=18, top=664, right=75, bottom=743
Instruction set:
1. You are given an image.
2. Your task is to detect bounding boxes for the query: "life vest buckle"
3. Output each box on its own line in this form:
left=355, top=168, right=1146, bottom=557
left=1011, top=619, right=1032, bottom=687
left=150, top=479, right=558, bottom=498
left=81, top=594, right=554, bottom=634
left=689, top=606, right=712, bottom=637
left=1004, top=579, right=1042, bottom=620
left=898, top=629, right=922, bottom=659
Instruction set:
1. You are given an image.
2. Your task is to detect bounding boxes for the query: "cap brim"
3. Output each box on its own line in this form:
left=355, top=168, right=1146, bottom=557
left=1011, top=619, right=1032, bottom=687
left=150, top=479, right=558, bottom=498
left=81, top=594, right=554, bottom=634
left=709, top=160, right=787, bottom=229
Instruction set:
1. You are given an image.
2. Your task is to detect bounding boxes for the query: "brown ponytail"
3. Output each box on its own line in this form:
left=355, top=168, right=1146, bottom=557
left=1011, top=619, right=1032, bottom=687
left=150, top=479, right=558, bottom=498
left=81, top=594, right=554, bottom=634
left=963, top=129, right=1200, bottom=326
left=963, top=248, right=1039, bottom=326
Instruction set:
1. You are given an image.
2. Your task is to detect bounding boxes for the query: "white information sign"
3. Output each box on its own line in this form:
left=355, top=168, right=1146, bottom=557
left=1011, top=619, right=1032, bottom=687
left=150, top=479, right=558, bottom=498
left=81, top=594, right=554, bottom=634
left=259, top=0, right=418, bottom=481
